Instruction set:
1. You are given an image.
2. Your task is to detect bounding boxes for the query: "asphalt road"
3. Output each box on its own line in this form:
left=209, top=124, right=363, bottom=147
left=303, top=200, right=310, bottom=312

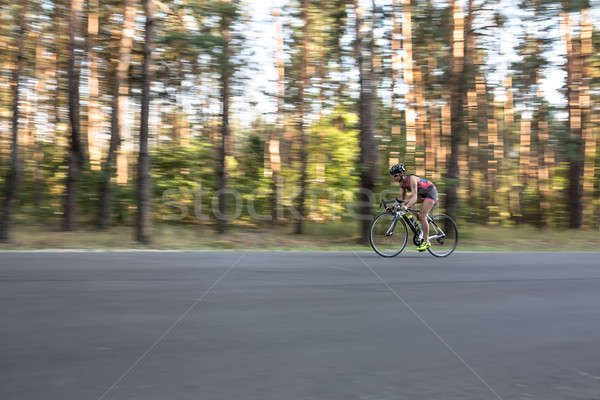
left=2, top=251, right=600, bottom=400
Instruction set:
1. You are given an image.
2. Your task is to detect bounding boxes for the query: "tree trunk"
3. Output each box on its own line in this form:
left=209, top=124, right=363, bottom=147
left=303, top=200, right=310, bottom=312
left=270, top=8, right=284, bottom=225
left=355, top=0, right=378, bottom=244
left=63, top=0, right=84, bottom=232
left=0, top=2, right=27, bottom=242
left=99, top=0, right=135, bottom=229
left=33, top=144, right=43, bottom=209
left=52, top=0, right=64, bottom=146
left=476, top=76, right=490, bottom=224
left=537, top=103, right=551, bottom=227
left=390, top=0, right=401, bottom=147
left=580, top=9, right=593, bottom=228
left=216, top=21, right=232, bottom=234
left=87, top=0, right=101, bottom=170
left=445, top=0, right=469, bottom=222
left=99, top=78, right=120, bottom=229
left=332, top=1, right=347, bottom=104
left=466, top=85, right=476, bottom=222
left=402, top=0, right=415, bottom=168
left=531, top=0, right=545, bottom=227
left=295, top=0, right=309, bottom=235
left=30, top=36, right=45, bottom=212
left=136, top=0, right=153, bottom=243
left=562, top=10, right=583, bottom=228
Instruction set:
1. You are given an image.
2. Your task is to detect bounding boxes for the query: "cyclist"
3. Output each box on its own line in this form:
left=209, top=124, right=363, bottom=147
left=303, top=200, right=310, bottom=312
left=388, top=163, right=438, bottom=251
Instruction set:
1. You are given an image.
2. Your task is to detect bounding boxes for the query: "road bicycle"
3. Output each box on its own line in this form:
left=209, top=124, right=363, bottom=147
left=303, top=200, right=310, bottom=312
left=369, top=198, right=458, bottom=257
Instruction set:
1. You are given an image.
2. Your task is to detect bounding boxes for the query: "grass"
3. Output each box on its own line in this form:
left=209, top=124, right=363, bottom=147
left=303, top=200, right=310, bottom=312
left=458, top=223, right=600, bottom=251
left=0, top=221, right=599, bottom=251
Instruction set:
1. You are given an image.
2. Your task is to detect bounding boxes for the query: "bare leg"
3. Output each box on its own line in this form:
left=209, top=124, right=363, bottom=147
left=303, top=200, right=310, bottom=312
left=420, top=198, right=435, bottom=243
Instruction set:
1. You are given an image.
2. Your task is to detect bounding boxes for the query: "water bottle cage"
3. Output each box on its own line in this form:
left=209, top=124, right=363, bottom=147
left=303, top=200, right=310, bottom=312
left=405, top=212, right=421, bottom=233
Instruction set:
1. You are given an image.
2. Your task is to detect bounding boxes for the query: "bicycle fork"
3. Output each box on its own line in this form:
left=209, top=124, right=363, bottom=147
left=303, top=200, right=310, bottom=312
left=385, top=218, right=399, bottom=236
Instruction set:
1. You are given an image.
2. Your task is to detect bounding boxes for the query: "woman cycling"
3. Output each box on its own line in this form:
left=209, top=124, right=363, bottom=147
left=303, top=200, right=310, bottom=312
left=388, top=163, right=438, bottom=251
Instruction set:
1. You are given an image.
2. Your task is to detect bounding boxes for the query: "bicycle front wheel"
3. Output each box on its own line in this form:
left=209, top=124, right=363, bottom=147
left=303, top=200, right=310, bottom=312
left=427, top=214, right=458, bottom=257
left=369, top=212, right=408, bottom=257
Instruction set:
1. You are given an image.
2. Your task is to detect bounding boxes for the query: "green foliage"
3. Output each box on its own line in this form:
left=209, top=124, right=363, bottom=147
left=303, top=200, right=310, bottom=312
left=152, top=139, right=216, bottom=222
left=238, top=135, right=265, bottom=183
left=182, top=0, right=246, bottom=76
left=306, top=110, right=360, bottom=220
left=233, top=133, right=271, bottom=221
left=561, top=0, right=590, bottom=12
left=1, top=0, right=600, bottom=238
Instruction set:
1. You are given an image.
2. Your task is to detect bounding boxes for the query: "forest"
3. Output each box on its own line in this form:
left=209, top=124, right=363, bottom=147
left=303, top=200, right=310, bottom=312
left=0, top=0, right=599, bottom=245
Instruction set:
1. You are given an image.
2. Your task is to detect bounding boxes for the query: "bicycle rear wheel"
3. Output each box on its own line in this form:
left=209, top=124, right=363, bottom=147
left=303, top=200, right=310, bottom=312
left=369, top=212, right=408, bottom=257
left=426, top=214, right=458, bottom=257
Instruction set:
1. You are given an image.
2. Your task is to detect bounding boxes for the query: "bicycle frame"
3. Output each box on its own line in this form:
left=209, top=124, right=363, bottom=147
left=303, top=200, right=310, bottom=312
left=395, top=211, right=447, bottom=242
left=427, top=217, right=446, bottom=241
left=380, top=199, right=446, bottom=241
left=374, top=199, right=457, bottom=257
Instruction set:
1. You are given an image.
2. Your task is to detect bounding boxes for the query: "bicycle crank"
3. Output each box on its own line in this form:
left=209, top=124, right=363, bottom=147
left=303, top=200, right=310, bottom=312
left=413, top=235, right=422, bottom=247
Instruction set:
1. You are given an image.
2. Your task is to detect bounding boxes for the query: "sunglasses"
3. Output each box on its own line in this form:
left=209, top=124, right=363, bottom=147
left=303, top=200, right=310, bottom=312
left=393, top=174, right=402, bottom=178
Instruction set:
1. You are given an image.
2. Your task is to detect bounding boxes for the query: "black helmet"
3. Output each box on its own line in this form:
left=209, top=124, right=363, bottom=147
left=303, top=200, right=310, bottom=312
left=389, top=163, right=406, bottom=175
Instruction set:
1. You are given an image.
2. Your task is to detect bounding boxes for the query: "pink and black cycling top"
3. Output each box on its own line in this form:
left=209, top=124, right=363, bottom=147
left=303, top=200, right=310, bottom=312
left=400, top=175, right=438, bottom=202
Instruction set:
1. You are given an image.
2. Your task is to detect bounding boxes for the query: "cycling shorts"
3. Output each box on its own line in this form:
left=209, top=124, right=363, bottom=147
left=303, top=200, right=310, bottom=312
left=420, top=186, right=438, bottom=203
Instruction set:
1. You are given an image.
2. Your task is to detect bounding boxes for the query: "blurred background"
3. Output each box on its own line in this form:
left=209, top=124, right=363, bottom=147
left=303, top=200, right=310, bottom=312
left=0, top=0, right=599, bottom=248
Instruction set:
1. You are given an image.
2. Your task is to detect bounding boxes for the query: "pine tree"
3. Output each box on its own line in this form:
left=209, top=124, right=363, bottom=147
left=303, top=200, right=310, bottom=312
left=355, top=0, right=378, bottom=243
left=63, top=0, right=85, bottom=231
left=294, top=0, right=310, bottom=234
left=444, top=0, right=468, bottom=222
left=215, top=2, right=235, bottom=234
left=87, top=0, right=101, bottom=170
left=269, top=8, right=284, bottom=225
left=136, top=0, right=154, bottom=243
left=99, top=0, right=136, bottom=229
left=0, top=2, right=27, bottom=242
left=511, top=0, right=554, bottom=226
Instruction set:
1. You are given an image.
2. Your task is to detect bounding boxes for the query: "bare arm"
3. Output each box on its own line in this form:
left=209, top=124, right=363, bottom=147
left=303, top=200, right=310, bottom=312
left=388, top=188, right=408, bottom=212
